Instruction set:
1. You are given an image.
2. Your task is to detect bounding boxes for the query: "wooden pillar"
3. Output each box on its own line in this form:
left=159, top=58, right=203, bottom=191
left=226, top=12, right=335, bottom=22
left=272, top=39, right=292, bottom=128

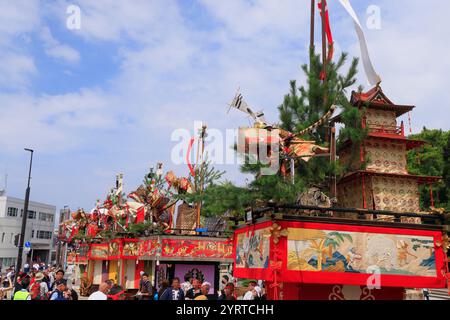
left=362, top=174, right=367, bottom=209
left=429, top=184, right=435, bottom=207
left=310, top=0, right=315, bottom=51
left=330, top=125, right=337, bottom=198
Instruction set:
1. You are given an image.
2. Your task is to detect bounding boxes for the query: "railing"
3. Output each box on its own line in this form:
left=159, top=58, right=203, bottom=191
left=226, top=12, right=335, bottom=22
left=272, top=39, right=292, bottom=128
left=363, top=118, right=405, bottom=137
left=249, top=203, right=447, bottom=228
left=111, top=227, right=233, bottom=240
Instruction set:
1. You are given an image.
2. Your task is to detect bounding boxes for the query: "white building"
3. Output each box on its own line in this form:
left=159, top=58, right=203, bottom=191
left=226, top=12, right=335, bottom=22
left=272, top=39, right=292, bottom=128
left=0, top=195, right=56, bottom=270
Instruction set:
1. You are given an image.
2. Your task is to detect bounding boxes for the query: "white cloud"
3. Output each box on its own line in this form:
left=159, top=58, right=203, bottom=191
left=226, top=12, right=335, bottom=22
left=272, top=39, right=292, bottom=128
left=40, top=27, right=80, bottom=63
left=199, top=0, right=309, bottom=40
left=59, top=0, right=184, bottom=44
left=0, top=0, right=40, bottom=39
left=0, top=53, right=36, bottom=89
left=1, top=0, right=449, bottom=210
left=340, top=0, right=450, bottom=132
left=0, top=88, right=120, bottom=154
left=0, top=0, right=41, bottom=90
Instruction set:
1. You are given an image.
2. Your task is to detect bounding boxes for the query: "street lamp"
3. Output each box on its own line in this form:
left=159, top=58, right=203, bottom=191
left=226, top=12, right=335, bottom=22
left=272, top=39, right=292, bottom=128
left=15, top=148, right=34, bottom=279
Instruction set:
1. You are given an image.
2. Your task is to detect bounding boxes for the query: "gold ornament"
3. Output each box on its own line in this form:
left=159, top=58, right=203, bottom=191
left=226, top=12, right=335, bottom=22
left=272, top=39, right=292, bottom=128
left=436, top=234, right=450, bottom=253
left=430, top=207, right=446, bottom=215
left=264, top=223, right=288, bottom=244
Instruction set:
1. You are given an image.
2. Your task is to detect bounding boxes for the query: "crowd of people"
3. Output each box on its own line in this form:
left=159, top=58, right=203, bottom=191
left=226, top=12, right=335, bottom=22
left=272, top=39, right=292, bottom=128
left=2, top=263, right=266, bottom=301
left=129, top=273, right=267, bottom=301
left=0, top=264, right=79, bottom=300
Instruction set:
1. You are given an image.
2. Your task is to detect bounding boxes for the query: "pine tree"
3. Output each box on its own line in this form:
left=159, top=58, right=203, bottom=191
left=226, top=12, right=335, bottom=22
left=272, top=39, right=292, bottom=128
left=279, top=50, right=359, bottom=144
left=278, top=50, right=363, bottom=188
left=193, top=49, right=364, bottom=217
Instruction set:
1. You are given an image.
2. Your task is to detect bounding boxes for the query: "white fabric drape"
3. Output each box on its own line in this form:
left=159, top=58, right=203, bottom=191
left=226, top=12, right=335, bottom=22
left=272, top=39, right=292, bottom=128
left=338, top=0, right=382, bottom=86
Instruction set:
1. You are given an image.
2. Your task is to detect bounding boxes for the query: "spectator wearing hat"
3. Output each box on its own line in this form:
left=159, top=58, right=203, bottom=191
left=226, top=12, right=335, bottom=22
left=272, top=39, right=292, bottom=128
left=49, top=279, right=69, bottom=300
left=194, top=282, right=213, bottom=300
left=29, top=272, right=49, bottom=300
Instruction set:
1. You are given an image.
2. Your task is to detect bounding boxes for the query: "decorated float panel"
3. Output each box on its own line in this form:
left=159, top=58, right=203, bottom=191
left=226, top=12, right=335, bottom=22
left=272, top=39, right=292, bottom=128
left=86, top=236, right=233, bottom=289
left=234, top=220, right=448, bottom=300
left=67, top=244, right=89, bottom=265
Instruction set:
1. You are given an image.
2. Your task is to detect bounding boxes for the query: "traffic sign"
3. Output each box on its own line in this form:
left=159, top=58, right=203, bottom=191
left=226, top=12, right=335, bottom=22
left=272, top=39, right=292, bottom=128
left=24, top=241, right=31, bottom=248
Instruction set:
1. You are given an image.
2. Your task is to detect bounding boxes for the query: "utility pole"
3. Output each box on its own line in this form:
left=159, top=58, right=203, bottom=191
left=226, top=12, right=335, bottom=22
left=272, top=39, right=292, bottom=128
left=56, top=205, right=69, bottom=268
left=15, top=148, right=34, bottom=280
left=310, top=0, right=315, bottom=52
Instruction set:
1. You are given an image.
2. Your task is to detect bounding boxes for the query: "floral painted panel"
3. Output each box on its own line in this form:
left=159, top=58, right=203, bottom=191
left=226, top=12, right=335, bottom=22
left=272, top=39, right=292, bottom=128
left=287, top=228, right=436, bottom=277
left=236, top=228, right=270, bottom=269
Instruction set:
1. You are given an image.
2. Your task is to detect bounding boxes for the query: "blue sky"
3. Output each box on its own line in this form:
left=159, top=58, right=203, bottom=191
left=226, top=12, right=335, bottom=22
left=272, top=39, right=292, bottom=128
left=0, top=0, right=449, bottom=212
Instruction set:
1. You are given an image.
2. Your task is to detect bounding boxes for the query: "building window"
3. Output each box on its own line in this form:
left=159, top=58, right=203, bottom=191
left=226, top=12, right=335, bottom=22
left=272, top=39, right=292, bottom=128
left=28, top=210, right=36, bottom=219
left=20, top=210, right=36, bottom=219
left=1, top=258, right=16, bottom=268
left=1, top=233, right=4, bottom=243
left=31, top=230, right=34, bottom=238
left=39, top=212, right=54, bottom=222
left=7, top=207, right=18, bottom=217
left=36, top=230, right=52, bottom=240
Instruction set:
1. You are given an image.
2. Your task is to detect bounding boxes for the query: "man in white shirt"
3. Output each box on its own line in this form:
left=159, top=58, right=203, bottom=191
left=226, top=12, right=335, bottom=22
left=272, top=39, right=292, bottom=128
left=181, top=274, right=193, bottom=296
left=243, top=281, right=259, bottom=300
left=88, top=282, right=109, bottom=300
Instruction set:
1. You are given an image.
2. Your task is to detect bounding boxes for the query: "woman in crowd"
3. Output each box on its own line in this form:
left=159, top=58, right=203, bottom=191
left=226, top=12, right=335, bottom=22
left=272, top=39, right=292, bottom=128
left=0, top=275, right=14, bottom=300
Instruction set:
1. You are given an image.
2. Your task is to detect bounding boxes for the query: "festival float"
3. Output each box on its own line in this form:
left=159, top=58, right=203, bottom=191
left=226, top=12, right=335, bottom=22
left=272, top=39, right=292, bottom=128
left=58, top=129, right=234, bottom=297
left=58, top=0, right=450, bottom=301
left=229, top=0, right=449, bottom=300
left=231, top=85, right=449, bottom=300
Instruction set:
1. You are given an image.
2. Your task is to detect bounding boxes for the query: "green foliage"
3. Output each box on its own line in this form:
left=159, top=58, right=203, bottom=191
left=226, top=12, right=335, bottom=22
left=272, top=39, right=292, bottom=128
left=190, top=182, right=254, bottom=219
left=250, top=173, right=306, bottom=205
left=97, top=229, right=116, bottom=241
left=239, top=159, right=307, bottom=204
left=407, top=128, right=450, bottom=210
left=279, top=50, right=359, bottom=142
left=277, top=50, right=363, bottom=189
left=191, top=157, right=225, bottom=193
left=126, top=221, right=161, bottom=237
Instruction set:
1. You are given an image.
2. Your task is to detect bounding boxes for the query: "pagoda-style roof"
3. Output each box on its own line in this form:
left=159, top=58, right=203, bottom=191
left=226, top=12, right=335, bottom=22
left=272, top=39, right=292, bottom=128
left=350, top=86, right=415, bottom=117
left=366, top=134, right=426, bottom=150
left=338, top=170, right=441, bottom=185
